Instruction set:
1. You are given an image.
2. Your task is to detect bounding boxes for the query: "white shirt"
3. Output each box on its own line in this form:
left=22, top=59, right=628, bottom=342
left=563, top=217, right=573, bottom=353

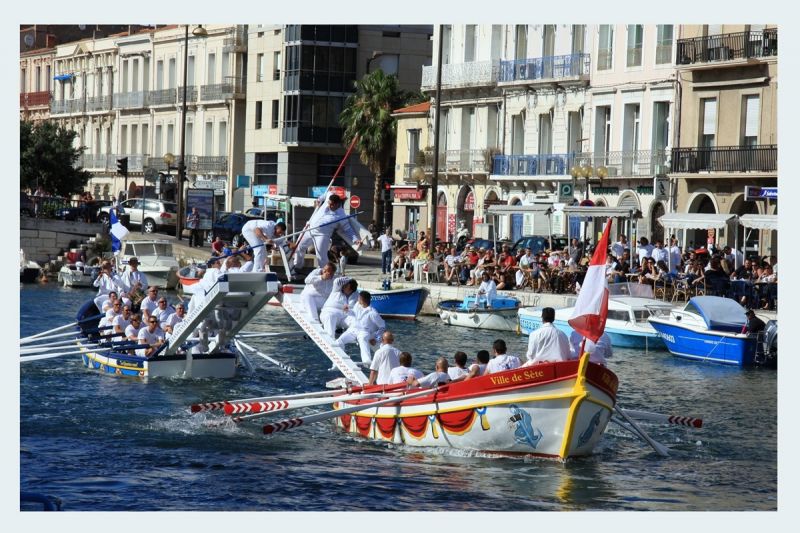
left=611, top=240, right=626, bottom=259
left=468, top=363, right=487, bottom=377
left=118, top=269, right=148, bottom=294
left=637, top=244, right=654, bottom=265
left=569, top=331, right=613, bottom=366
left=377, top=234, right=393, bottom=253
left=349, top=303, right=386, bottom=340
left=112, top=314, right=131, bottom=336
left=93, top=272, right=118, bottom=295
left=309, top=197, right=357, bottom=241
left=302, top=268, right=336, bottom=299
left=140, top=296, right=159, bottom=318
left=525, top=322, right=572, bottom=364
left=136, top=326, right=165, bottom=356
left=162, top=312, right=184, bottom=331
left=448, top=366, right=469, bottom=380
left=416, top=371, right=451, bottom=388
left=669, top=245, right=682, bottom=270
left=124, top=323, right=140, bottom=340
left=651, top=247, right=669, bottom=265
left=322, top=277, right=358, bottom=311
left=152, top=305, right=174, bottom=324
left=388, top=366, right=424, bottom=384
left=445, top=254, right=459, bottom=268
left=242, top=219, right=280, bottom=241
left=240, top=260, right=254, bottom=273
left=486, top=354, right=522, bottom=374
left=478, top=279, right=497, bottom=303
left=369, top=344, right=401, bottom=385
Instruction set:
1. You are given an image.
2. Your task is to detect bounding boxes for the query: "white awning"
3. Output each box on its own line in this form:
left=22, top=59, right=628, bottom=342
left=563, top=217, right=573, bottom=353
left=738, top=214, right=777, bottom=230
left=562, top=206, right=638, bottom=220
left=658, top=212, right=737, bottom=230
left=486, top=204, right=551, bottom=215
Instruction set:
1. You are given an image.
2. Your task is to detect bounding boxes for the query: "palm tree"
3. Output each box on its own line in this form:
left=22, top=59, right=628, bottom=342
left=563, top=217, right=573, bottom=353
left=340, top=70, right=413, bottom=225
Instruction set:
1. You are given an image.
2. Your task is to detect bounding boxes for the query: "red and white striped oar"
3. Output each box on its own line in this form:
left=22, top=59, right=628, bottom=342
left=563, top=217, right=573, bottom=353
left=190, top=387, right=363, bottom=414
left=620, top=408, right=703, bottom=428
left=263, top=387, right=438, bottom=435
left=229, top=392, right=390, bottom=422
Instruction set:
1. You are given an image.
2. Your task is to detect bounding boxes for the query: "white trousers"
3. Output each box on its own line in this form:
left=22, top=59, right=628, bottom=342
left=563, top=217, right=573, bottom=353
left=319, top=307, right=347, bottom=338
left=243, top=231, right=268, bottom=272
left=336, top=328, right=374, bottom=364
left=301, top=292, right=327, bottom=322
left=293, top=231, right=331, bottom=269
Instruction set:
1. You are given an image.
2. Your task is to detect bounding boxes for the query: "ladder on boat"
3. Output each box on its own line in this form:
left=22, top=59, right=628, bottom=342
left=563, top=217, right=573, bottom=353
left=164, top=272, right=281, bottom=356
left=278, top=288, right=368, bottom=385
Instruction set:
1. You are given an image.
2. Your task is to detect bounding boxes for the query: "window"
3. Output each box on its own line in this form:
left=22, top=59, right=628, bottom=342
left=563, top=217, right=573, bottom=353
left=594, top=106, right=611, bottom=154
left=511, top=113, right=525, bottom=155
left=598, top=25, right=614, bottom=70
left=441, top=25, right=452, bottom=65
left=46, top=65, right=50, bottom=92
left=656, top=25, right=673, bottom=64
left=408, top=129, right=420, bottom=165
left=542, top=25, right=556, bottom=57
left=205, top=121, right=213, bottom=156
left=218, top=121, right=227, bottom=156
left=273, top=51, right=281, bottom=80
left=156, top=60, right=164, bottom=90
left=255, top=101, right=263, bottom=129
left=254, top=153, right=278, bottom=185
left=571, top=25, right=585, bottom=55
left=318, top=155, right=345, bottom=187
left=131, top=124, right=138, bottom=154
left=187, top=55, right=195, bottom=86
left=185, top=122, right=193, bottom=155
left=141, top=124, right=149, bottom=155
left=257, top=53, right=264, bottom=81
left=464, top=25, right=477, bottom=62
left=155, top=125, right=162, bottom=158
left=168, top=58, right=176, bottom=89
left=539, top=113, right=553, bottom=160
left=626, top=25, right=643, bottom=67
left=167, top=124, right=175, bottom=154
left=35, top=66, right=41, bottom=92
left=207, top=53, right=216, bottom=84
left=120, top=125, right=128, bottom=154
left=20, top=68, right=25, bottom=93
left=132, top=58, right=139, bottom=92
left=701, top=98, right=717, bottom=147
left=742, top=95, right=760, bottom=147
left=515, top=25, right=527, bottom=60
left=271, top=99, right=279, bottom=128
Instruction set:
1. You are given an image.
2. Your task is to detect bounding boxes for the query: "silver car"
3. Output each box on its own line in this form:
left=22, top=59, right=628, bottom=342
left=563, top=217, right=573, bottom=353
left=98, top=198, right=178, bottom=234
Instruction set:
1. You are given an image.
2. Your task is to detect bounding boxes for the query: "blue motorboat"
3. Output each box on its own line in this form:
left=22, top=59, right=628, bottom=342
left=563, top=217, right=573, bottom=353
left=647, top=296, right=757, bottom=366
left=366, top=286, right=427, bottom=320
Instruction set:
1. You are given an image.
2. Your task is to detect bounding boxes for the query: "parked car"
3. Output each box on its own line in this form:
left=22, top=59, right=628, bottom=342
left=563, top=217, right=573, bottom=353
left=97, top=198, right=178, bottom=234
left=56, top=200, right=112, bottom=222
left=456, top=238, right=513, bottom=254
left=211, top=212, right=261, bottom=247
left=243, top=207, right=281, bottom=220
left=510, top=235, right=569, bottom=256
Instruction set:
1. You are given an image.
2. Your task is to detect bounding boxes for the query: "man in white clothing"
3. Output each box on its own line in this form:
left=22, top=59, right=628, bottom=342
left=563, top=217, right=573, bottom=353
left=406, top=357, right=451, bottom=388
left=152, top=297, right=174, bottom=326
left=465, top=350, right=491, bottom=380
left=139, top=286, right=161, bottom=322
left=300, top=263, right=338, bottom=322
left=569, top=330, right=613, bottom=366
left=485, top=339, right=521, bottom=374
left=137, top=315, right=166, bottom=357
left=523, top=307, right=572, bottom=365
left=377, top=228, right=394, bottom=275
left=668, top=237, right=682, bottom=272
left=636, top=237, right=654, bottom=268
left=447, top=351, right=469, bottom=381
left=125, top=314, right=143, bottom=342
left=93, top=262, right=121, bottom=311
left=241, top=220, right=287, bottom=273
left=611, top=235, right=628, bottom=260
left=291, top=194, right=361, bottom=272
left=319, top=277, right=359, bottom=338
left=367, top=331, right=401, bottom=385
left=162, top=303, right=186, bottom=335
left=118, top=257, right=148, bottom=299
left=651, top=240, right=669, bottom=265
left=388, top=351, right=424, bottom=384
left=477, top=271, right=497, bottom=306
left=112, top=305, right=133, bottom=340
left=336, top=291, right=385, bottom=364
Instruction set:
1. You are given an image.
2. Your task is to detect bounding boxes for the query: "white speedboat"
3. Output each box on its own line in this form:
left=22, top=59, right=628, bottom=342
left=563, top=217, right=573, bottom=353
left=58, top=262, right=99, bottom=288
left=438, top=294, right=522, bottom=331
left=120, top=240, right=179, bottom=289
left=518, top=283, right=675, bottom=349
left=19, top=249, right=41, bottom=284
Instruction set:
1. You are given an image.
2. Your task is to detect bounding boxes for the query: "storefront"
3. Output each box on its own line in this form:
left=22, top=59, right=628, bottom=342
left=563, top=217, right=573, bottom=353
left=390, top=186, right=428, bottom=241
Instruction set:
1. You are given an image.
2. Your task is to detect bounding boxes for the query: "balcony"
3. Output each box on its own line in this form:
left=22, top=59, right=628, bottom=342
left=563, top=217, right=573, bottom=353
left=493, top=153, right=572, bottom=176
left=677, top=29, right=777, bottom=65
left=114, top=91, right=150, bottom=109
left=223, top=26, right=247, bottom=53
left=149, top=88, right=177, bottom=106
left=177, top=86, right=198, bottom=104
left=499, top=53, right=591, bottom=83
left=86, top=95, right=112, bottom=112
left=422, top=148, right=494, bottom=174
left=421, top=60, right=499, bottom=90
left=20, top=91, right=51, bottom=108
left=50, top=98, right=85, bottom=115
left=81, top=154, right=113, bottom=170
left=492, top=149, right=671, bottom=178
left=671, top=145, right=777, bottom=173
left=200, top=77, right=245, bottom=101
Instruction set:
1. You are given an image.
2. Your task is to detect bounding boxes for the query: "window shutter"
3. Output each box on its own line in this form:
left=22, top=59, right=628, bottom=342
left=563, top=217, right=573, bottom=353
left=745, top=96, right=760, bottom=137
left=703, top=99, right=717, bottom=135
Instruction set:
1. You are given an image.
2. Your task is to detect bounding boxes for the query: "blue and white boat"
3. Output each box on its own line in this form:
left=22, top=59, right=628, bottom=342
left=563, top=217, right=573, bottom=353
left=438, top=294, right=521, bottom=331
left=518, top=283, right=674, bottom=349
left=647, top=296, right=758, bottom=366
left=366, top=286, right=427, bottom=320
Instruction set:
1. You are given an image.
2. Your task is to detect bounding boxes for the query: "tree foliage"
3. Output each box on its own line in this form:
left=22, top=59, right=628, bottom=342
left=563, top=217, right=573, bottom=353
left=20, top=120, right=90, bottom=197
left=339, top=70, right=423, bottom=223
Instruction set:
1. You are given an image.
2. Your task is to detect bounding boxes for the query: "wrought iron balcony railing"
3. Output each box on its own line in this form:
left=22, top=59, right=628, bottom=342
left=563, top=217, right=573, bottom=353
left=223, top=25, right=247, bottom=53
left=499, top=53, right=591, bottom=83
left=86, top=95, right=112, bottom=112
left=149, top=88, right=177, bottom=106
left=114, top=91, right=150, bottom=109
left=200, top=77, right=245, bottom=101
left=421, top=60, right=499, bottom=90
left=492, top=150, right=671, bottom=177
left=677, top=29, right=777, bottom=65
left=493, top=153, right=573, bottom=176
left=422, top=148, right=495, bottom=173
left=20, top=91, right=51, bottom=108
left=50, top=98, right=85, bottom=114
left=671, top=145, right=777, bottom=173
left=178, top=86, right=198, bottom=103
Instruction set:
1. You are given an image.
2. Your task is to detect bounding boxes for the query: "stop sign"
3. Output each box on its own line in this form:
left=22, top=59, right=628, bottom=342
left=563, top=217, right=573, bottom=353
left=349, top=195, right=361, bottom=209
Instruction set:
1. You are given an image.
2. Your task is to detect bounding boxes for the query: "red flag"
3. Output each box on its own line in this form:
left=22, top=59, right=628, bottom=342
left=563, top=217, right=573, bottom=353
left=568, top=219, right=613, bottom=343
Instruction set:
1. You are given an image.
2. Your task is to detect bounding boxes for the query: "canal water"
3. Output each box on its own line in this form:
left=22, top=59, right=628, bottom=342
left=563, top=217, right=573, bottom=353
left=19, top=284, right=777, bottom=512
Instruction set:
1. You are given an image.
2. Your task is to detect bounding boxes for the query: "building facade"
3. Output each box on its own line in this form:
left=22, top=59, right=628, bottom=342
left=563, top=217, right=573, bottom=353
left=20, top=47, right=55, bottom=123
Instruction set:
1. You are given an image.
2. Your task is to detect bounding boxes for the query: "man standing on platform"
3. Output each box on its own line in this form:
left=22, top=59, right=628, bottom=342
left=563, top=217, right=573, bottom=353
left=241, top=219, right=287, bottom=273
left=291, top=194, right=360, bottom=274
left=336, top=291, right=385, bottom=364
left=186, top=207, right=202, bottom=248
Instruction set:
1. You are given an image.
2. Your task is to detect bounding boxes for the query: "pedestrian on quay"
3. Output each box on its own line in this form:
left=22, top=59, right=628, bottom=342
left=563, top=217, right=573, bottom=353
left=377, top=228, right=394, bottom=275
left=186, top=207, right=202, bottom=248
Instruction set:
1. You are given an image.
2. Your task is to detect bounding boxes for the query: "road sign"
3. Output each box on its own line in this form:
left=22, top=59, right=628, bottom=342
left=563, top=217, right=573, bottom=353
left=349, top=195, right=361, bottom=209
left=143, top=167, right=159, bottom=183
left=744, top=186, right=778, bottom=201
left=654, top=176, right=670, bottom=201
left=558, top=182, right=574, bottom=202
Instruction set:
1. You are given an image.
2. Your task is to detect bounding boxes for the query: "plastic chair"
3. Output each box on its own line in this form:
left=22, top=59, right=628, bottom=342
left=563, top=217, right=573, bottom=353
left=423, top=260, right=440, bottom=283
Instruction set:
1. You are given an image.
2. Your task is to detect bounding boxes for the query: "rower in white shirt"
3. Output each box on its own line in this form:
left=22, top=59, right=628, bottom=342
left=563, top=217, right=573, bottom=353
left=319, top=277, right=359, bottom=339
left=406, top=357, right=451, bottom=388
left=93, top=262, right=122, bottom=311
left=477, top=271, right=497, bottom=306
left=367, top=331, right=401, bottom=385
left=162, top=303, right=186, bottom=335
left=388, top=351, right=425, bottom=384
left=118, top=257, right=148, bottom=299
left=300, top=263, right=338, bottom=322
left=522, top=307, right=572, bottom=365
left=137, top=315, right=166, bottom=357
left=112, top=305, right=133, bottom=340
left=447, top=351, right=469, bottom=382
left=569, top=330, right=613, bottom=366
left=485, top=339, right=521, bottom=374
left=336, top=291, right=386, bottom=364
left=465, top=350, right=491, bottom=380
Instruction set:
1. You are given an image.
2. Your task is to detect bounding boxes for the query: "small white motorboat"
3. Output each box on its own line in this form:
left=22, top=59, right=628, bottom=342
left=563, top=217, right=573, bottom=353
left=58, top=262, right=99, bottom=288
left=19, top=249, right=41, bottom=284
left=437, top=294, right=522, bottom=331
left=119, top=240, right=179, bottom=289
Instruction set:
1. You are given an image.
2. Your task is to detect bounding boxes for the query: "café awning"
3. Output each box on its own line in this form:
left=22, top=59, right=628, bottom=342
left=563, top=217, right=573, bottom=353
left=561, top=206, right=638, bottom=220
left=485, top=204, right=552, bottom=215
left=738, top=214, right=777, bottom=231
left=658, top=212, right=737, bottom=230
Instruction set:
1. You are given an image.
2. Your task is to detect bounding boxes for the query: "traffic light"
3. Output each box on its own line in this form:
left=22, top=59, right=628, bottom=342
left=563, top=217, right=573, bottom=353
left=381, top=179, right=392, bottom=202
left=116, top=157, right=128, bottom=176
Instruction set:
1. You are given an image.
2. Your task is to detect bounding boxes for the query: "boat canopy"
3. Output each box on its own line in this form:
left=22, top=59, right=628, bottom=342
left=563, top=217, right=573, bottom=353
left=738, top=214, right=777, bottom=231
left=685, top=296, right=747, bottom=332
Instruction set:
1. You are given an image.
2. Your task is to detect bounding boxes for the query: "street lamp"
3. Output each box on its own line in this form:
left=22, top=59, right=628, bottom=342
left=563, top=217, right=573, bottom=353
left=176, top=24, right=208, bottom=241
left=570, top=163, right=608, bottom=244
left=366, top=50, right=385, bottom=74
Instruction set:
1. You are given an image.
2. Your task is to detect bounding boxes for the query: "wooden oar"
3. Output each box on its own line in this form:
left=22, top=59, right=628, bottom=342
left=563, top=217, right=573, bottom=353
left=234, top=332, right=306, bottom=339
left=234, top=339, right=297, bottom=373
left=20, top=313, right=104, bottom=343
left=613, top=405, right=670, bottom=457
left=190, top=387, right=364, bottom=413
left=226, top=391, right=388, bottom=417
left=262, top=386, right=438, bottom=435
left=19, top=325, right=114, bottom=345
left=620, top=408, right=703, bottom=428
left=20, top=344, right=150, bottom=363
left=20, top=337, right=136, bottom=355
